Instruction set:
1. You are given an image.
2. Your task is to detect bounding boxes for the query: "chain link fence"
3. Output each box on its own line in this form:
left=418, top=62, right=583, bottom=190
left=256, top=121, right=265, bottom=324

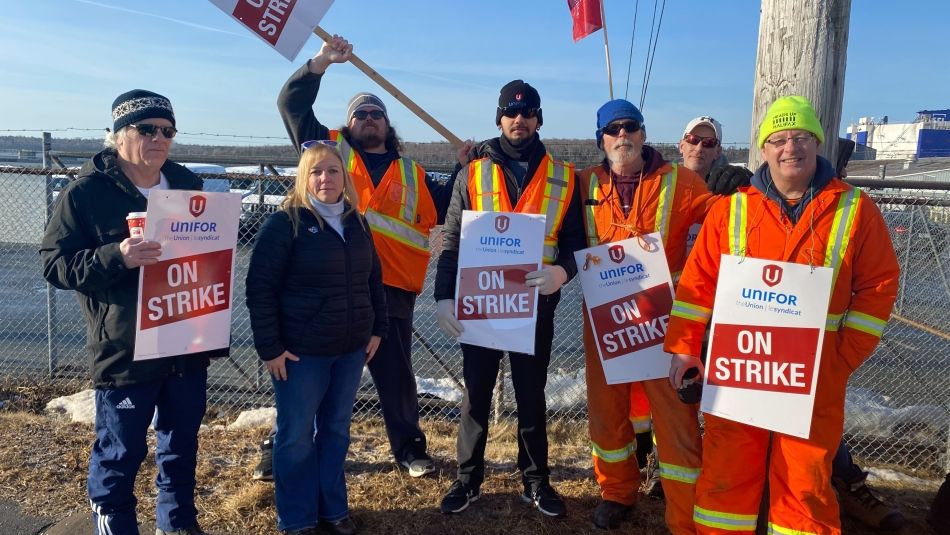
left=1, top=161, right=948, bottom=475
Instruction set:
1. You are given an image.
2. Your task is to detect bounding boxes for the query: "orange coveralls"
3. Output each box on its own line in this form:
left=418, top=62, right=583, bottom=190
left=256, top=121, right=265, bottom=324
left=580, top=162, right=715, bottom=534
left=664, top=179, right=899, bottom=534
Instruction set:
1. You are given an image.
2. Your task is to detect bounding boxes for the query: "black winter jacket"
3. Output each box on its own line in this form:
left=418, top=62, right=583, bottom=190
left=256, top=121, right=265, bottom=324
left=39, top=149, right=221, bottom=388
left=277, top=62, right=455, bottom=319
left=433, top=137, right=586, bottom=310
left=245, top=207, right=387, bottom=360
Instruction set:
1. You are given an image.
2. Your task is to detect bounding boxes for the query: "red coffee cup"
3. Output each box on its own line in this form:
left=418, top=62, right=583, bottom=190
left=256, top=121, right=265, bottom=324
left=126, top=212, right=147, bottom=239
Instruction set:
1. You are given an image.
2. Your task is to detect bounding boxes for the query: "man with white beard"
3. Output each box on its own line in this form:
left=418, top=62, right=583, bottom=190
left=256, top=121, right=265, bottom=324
left=577, top=100, right=714, bottom=532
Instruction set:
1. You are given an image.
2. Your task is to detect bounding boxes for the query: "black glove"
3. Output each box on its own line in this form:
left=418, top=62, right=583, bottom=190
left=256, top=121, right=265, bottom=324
left=705, top=164, right=752, bottom=195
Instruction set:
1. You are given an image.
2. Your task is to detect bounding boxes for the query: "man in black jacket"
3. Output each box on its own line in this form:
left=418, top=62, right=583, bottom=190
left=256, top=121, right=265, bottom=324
left=40, top=90, right=219, bottom=535
left=271, top=33, right=468, bottom=480
left=433, top=80, right=586, bottom=518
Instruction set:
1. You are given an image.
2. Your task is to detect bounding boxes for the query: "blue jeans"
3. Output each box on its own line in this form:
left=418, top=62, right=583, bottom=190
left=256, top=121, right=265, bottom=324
left=272, top=348, right=364, bottom=532
left=88, top=369, right=207, bottom=535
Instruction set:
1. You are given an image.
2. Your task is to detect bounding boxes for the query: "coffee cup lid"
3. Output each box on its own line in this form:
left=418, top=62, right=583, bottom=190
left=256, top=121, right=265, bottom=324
left=127, top=212, right=147, bottom=219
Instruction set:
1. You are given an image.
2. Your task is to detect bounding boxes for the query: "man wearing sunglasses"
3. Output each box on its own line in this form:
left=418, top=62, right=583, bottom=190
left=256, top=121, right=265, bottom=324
left=577, top=99, right=716, bottom=532
left=40, top=90, right=218, bottom=535
left=665, top=96, right=899, bottom=534
left=273, top=34, right=461, bottom=481
left=433, top=79, right=585, bottom=518
left=678, top=116, right=753, bottom=195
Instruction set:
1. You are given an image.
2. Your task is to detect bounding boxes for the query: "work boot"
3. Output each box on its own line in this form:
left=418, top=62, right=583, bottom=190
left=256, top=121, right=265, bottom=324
left=440, top=480, right=480, bottom=514
left=252, top=436, right=274, bottom=481
left=592, top=500, right=632, bottom=530
left=927, top=473, right=950, bottom=535
left=522, top=480, right=567, bottom=518
left=833, top=474, right=905, bottom=530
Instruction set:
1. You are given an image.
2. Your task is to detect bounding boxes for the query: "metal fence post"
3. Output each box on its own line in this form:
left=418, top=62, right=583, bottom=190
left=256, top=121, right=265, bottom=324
left=42, top=132, right=58, bottom=378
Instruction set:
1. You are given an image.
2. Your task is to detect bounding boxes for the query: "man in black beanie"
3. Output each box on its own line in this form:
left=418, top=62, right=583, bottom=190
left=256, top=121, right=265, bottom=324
left=41, top=89, right=218, bottom=535
left=433, top=79, right=585, bottom=518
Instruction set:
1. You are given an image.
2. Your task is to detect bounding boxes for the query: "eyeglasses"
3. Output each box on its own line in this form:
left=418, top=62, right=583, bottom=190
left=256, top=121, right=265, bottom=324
left=601, top=120, right=641, bottom=136
left=129, top=124, right=177, bottom=139
left=499, top=106, right=539, bottom=119
left=301, top=139, right=339, bottom=151
left=352, top=109, right=385, bottom=121
left=683, top=133, right=720, bottom=148
left=764, top=134, right=815, bottom=149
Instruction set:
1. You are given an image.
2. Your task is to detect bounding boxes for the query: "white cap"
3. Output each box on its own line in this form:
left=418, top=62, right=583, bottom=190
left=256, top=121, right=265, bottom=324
left=683, top=116, right=723, bottom=141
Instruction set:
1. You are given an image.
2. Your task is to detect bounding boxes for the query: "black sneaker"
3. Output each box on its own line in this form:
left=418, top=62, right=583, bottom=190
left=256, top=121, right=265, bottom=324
left=440, top=480, right=480, bottom=514
left=252, top=436, right=274, bottom=481
left=592, top=499, right=632, bottom=529
left=522, top=481, right=567, bottom=518
left=398, top=451, right=435, bottom=478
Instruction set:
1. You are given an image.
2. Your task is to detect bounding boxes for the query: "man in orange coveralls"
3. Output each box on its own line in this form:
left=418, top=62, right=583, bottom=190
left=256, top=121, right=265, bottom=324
left=665, top=95, right=899, bottom=534
left=579, top=99, right=716, bottom=532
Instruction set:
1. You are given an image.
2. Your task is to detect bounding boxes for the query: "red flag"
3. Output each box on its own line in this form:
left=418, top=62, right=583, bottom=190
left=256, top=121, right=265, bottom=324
left=568, top=0, right=603, bottom=42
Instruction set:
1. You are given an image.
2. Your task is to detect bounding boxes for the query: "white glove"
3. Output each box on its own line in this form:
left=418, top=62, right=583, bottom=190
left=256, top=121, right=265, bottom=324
left=437, top=299, right=464, bottom=338
left=669, top=353, right=705, bottom=390
left=524, top=265, right=568, bottom=295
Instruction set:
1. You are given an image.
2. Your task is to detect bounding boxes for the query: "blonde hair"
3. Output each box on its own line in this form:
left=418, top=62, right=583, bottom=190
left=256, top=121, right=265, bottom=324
left=282, top=143, right=361, bottom=236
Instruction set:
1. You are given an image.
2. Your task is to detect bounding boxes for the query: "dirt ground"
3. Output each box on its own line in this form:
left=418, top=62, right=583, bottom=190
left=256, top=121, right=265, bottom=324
left=0, top=383, right=941, bottom=534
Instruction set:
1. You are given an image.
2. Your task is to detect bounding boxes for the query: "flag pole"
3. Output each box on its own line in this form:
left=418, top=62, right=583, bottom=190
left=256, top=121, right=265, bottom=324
left=600, top=0, right=614, bottom=99
left=312, top=26, right=463, bottom=148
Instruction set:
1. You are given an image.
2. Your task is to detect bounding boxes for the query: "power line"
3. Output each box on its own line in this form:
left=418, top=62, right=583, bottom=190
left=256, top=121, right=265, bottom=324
left=623, top=0, right=640, bottom=101
left=640, top=0, right=666, bottom=111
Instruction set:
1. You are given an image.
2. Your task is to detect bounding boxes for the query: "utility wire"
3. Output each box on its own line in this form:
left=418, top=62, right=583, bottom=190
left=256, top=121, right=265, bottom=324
left=623, top=0, right=641, bottom=101
left=640, top=0, right=666, bottom=111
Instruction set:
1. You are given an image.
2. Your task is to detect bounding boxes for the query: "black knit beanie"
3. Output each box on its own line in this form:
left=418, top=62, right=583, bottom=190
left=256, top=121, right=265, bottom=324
left=112, top=89, right=175, bottom=132
left=495, top=79, right=542, bottom=126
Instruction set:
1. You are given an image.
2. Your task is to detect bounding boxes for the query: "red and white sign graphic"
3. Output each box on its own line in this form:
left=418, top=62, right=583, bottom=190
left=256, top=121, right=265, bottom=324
left=574, top=235, right=675, bottom=384
left=140, top=250, right=234, bottom=330
left=455, top=210, right=545, bottom=355
left=457, top=264, right=536, bottom=320
left=134, top=189, right=241, bottom=361
left=700, top=254, right=833, bottom=438
left=208, top=0, right=334, bottom=61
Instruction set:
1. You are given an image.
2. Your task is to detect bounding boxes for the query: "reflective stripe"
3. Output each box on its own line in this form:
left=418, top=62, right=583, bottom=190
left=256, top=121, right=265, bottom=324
left=825, top=312, right=844, bottom=331
left=397, top=158, right=420, bottom=224
left=365, top=209, right=429, bottom=250
left=654, top=165, right=678, bottom=242
left=842, top=310, right=888, bottom=337
left=541, top=160, right=572, bottom=263
left=824, top=186, right=860, bottom=277
left=472, top=159, right=505, bottom=211
left=658, top=461, right=700, bottom=484
left=630, top=415, right=652, bottom=433
left=728, top=192, right=748, bottom=256
left=768, top=522, right=818, bottom=535
left=584, top=171, right=602, bottom=247
left=591, top=441, right=637, bottom=463
left=671, top=300, right=712, bottom=323
left=330, top=131, right=361, bottom=176
left=694, top=505, right=758, bottom=531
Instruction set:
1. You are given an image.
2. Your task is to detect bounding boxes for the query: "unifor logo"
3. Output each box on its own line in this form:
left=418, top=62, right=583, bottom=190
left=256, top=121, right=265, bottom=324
left=762, top=264, right=783, bottom=287
left=494, top=215, right=510, bottom=233
left=515, top=93, right=523, bottom=102
left=608, top=244, right=625, bottom=264
left=189, top=195, right=207, bottom=218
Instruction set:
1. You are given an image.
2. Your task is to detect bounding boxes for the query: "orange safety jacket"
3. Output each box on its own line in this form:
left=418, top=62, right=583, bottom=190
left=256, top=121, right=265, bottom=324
left=665, top=179, right=899, bottom=377
left=328, top=130, right=436, bottom=294
left=467, top=154, right=574, bottom=264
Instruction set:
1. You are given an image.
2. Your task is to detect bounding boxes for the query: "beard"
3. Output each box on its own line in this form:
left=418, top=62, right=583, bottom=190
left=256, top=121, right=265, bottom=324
left=353, top=125, right=386, bottom=150
left=606, top=140, right=640, bottom=166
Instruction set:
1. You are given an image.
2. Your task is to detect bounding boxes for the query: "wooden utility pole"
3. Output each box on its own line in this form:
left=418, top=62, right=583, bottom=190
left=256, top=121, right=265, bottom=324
left=749, top=0, right=851, bottom=170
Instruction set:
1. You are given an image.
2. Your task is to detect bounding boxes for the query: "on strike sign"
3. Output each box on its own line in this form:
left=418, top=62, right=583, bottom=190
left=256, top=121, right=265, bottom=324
left=208, top=0, right=334, bottom=61
left=134, top=190, right=241, bottom=361
left=455, top=211, right=544, bottom=354
left=701, top=255, right=833, bottom=438
left=574, top=235, right=676, bottom=384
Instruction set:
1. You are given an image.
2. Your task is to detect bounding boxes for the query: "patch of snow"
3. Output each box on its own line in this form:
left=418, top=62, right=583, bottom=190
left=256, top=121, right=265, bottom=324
left=45, top=389, right=95, bottom=424
left=229, top=407, right=276, bottom=430
left=844, top=387, right=947, bottom=441
left=867, top=467, right=941, bottom=490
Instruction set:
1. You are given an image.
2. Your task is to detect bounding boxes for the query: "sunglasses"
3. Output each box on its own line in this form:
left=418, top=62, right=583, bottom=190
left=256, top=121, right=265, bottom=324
left=764, top=134, right=815, bottom=149
left=683, top=133, right=720, bottom=148
left=499, top=106, right=539, bottom=119
left=129, top=123, right=177, bottom=139
left=301, top=139, right=339, bottom=151
left=352, top=109, right=385, bottom=121
left=601, top=120, right=641, bottom=136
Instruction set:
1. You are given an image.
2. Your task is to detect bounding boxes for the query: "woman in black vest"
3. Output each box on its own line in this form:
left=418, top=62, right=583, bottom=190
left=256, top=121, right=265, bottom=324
left=246, top=142, right=387, bottom=535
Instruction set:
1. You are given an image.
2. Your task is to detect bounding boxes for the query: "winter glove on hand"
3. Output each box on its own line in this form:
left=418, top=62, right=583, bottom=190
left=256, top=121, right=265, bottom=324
left=706, top=164, right=752, bottom=195
left=524, top=265, right=568, bottom=296
left=436, top=299, right=464, bottom=338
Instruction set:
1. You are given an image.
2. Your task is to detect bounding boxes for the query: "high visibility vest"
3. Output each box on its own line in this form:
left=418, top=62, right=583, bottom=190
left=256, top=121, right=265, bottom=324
left=722, top=185, right=884, bottom=336
left=467, top=154, right=574, bottom=264
left=328, top=130, right=436, bottom=294
left=580, top=164, right=679, bottom=247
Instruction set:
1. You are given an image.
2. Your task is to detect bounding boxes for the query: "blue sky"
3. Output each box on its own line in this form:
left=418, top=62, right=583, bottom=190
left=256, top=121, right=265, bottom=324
left=2, top=1, right=948, bottom=147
